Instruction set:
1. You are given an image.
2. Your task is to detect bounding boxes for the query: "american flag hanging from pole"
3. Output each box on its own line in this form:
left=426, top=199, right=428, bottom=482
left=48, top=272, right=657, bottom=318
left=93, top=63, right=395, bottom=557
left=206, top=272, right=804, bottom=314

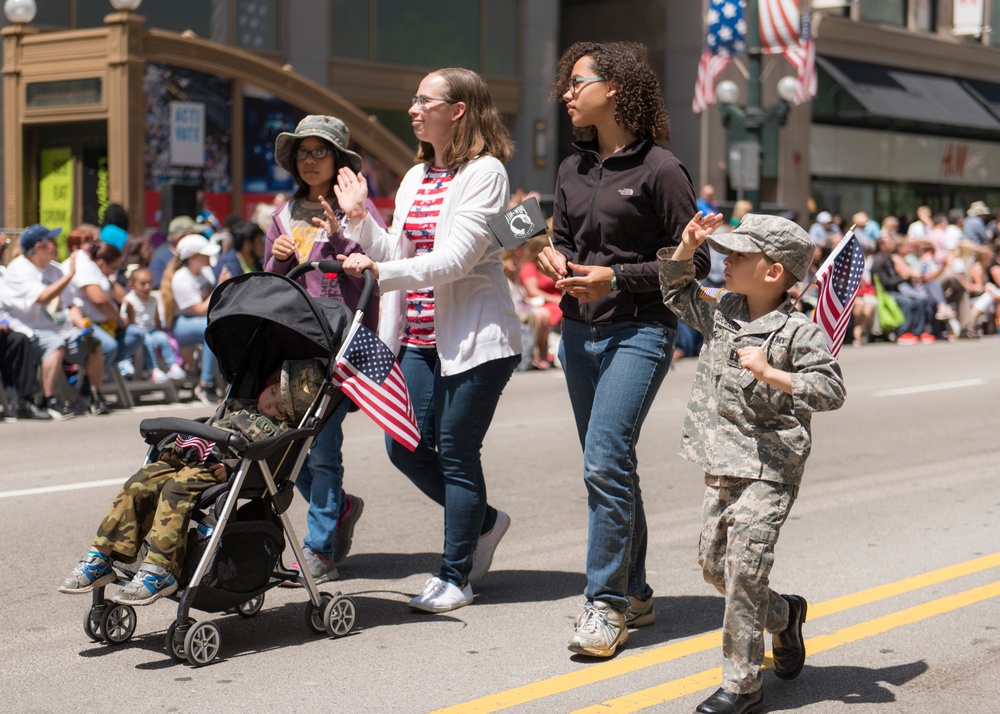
left=759, top=0, right=801, bottom=54
left=784, top=10, right=816, bottom=104
left=693, top=0, right=745, bottom=114
left=813, top=229, right=865, bottom=358
left=332, top=322, right=421, bottom=452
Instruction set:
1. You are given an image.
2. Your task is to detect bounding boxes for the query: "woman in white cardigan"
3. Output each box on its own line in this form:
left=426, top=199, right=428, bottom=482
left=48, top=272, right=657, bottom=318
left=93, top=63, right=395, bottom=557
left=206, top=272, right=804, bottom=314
left=334, top=67, right=522, bottom=613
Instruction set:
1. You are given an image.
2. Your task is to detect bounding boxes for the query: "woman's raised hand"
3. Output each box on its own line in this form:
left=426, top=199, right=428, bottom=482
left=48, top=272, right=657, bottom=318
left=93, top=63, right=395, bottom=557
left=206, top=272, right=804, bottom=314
left=333, top=167, right=369, bottom=222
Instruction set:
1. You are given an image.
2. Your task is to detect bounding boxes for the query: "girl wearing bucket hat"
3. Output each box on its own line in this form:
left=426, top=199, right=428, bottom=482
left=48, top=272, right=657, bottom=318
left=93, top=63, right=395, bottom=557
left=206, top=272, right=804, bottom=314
left=263, top=115, right=385, bottom=586
left=335, top=68, right=521, bottom=613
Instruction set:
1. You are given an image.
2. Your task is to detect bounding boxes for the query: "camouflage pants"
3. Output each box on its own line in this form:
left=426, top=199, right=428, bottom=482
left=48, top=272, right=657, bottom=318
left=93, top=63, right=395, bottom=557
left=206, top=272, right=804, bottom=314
left=92, top=457, right=218, bottom=579
left=698, top=475, right=798, bottom=694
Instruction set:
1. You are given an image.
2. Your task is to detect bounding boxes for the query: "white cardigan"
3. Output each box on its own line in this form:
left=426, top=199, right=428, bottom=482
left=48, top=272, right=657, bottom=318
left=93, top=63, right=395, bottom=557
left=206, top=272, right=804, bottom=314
left=345, top=156, right=521, bottom=376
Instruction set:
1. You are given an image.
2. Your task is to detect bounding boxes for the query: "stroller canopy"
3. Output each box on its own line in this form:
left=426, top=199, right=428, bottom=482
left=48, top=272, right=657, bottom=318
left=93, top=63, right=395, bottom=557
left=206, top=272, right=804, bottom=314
left=206, top=272, right=352, bottom=385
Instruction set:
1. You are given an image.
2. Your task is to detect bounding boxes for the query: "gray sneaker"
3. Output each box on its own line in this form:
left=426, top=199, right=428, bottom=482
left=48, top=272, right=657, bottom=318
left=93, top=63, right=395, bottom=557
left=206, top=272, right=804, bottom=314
left=58, top=552, right=116, bottom=593
left=625, top=594, right=656, bottom=628
left=568, top=601, right=628, bottom=657
left=111, top=563, right=178, bottom=605
left=283, top=546, right=338, bottom=587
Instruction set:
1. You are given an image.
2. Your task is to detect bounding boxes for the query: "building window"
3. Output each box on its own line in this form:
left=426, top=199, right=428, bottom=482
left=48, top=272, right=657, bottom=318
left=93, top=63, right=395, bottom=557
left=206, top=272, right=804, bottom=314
left=859, top=0, right=906, bottom=27
left=990, top=0, right=1000, bottom=46
left=26, top=78, right=102, bottom=107
left=236, top=0, right=280, bottom=51
left=913, top=0, right=934, bottom=32
left=72, top=0, right=211, bottom=36
left=330, top=0, right=518, bottom=76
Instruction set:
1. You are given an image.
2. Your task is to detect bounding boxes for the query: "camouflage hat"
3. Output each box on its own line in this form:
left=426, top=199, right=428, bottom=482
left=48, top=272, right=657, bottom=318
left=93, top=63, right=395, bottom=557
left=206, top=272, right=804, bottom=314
left=274, top=115, right=363, bottom=175
left=708, top=213, right=814, bottom=280
left=280, top=359, right=324, bottom=422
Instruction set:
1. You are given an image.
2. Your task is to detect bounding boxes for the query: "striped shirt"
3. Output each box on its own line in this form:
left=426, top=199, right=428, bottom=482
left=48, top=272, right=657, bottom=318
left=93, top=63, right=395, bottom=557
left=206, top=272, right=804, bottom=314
left=401, top=166, right=453, bottom=347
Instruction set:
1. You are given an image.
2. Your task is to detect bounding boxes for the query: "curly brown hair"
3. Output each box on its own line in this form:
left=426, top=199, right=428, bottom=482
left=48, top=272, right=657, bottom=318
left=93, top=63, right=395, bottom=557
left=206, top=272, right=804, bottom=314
left=416, top=67, right=514, bottom=170
left=550, top=41, right=670, bottom=145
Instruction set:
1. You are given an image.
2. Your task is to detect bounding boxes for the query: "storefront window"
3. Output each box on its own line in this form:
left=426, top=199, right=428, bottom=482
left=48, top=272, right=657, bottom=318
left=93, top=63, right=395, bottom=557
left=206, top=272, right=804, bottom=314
left=32, top=1, right=71, bottom=28
left=859, top=0, right=905, bottom=27
left=236, top=0, right=280, bottom=51
left=73, top=0, right=210, bottom=35
left=913, top=0, right=934, bottom=32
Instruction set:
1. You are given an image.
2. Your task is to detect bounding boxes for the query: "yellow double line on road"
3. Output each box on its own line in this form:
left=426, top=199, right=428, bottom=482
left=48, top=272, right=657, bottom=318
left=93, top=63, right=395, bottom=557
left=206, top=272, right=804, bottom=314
left=434, top=552, right=1000, bottom=714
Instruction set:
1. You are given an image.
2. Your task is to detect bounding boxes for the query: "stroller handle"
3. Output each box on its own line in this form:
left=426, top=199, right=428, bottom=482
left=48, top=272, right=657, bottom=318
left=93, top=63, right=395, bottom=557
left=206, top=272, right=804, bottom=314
left=139, top=417, right=249, bottom=454
left=286, top=260, right=376, bottom=314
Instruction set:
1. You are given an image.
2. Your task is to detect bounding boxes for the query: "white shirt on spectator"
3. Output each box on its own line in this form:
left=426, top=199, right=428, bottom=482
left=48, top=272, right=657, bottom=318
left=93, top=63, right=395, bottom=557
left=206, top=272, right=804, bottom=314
left=944, top=225, right=964, bottom=251
left=65, top=251, right=114, bottom=323
left=172, top=265, right=215, bottom=315
left=121, top=291, right=162, bottom=331
left=0, top=255, right=73, bottom=338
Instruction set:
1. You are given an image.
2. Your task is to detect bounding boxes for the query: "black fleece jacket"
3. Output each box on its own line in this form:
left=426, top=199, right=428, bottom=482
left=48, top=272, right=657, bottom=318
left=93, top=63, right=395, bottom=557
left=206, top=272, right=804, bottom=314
left=551, top=137, right=711, bottom=327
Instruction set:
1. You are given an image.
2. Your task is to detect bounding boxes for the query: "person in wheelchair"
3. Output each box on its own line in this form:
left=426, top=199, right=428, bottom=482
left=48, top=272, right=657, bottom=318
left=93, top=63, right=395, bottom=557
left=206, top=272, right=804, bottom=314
left=57, top=359, right=323, bottom=605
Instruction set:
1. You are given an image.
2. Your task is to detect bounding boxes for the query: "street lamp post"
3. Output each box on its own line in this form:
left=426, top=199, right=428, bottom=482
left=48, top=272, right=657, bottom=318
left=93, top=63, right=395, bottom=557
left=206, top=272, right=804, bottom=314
left=714, top=0, right=799, bottom=211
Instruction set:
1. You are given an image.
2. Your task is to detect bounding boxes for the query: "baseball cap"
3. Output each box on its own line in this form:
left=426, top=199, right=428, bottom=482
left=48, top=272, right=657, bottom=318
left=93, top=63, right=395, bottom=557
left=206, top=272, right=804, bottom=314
left=167, top=215, right=210, bottom=237
left=99, top=224, right=128, bottom=250
left=708, top=213, right=814, bottom=281
left=816, top=211, right=833, bottom=224
left=19, top=224, right=62, bottom=253
left=176, top=234, right=221, bottom=262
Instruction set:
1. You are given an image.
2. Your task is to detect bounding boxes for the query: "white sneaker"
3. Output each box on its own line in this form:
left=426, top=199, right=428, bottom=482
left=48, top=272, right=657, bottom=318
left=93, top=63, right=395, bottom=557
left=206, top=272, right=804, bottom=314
left=568, top=601, right=628, bottom=657
left=166, top=364, right=187, bottom=380
left=151, top=368, right=169, bottom=384
left=408, top=577, right=473, bottom=613
left=469, top=509, right=510, bottom=583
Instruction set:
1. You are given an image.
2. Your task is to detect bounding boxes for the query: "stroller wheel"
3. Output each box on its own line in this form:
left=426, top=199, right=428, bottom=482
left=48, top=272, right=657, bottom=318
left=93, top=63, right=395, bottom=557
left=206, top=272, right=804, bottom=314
left=165, top=618, right=194, bottom=663
left=304, top=592, right=334, bottom=634
left=83, top=605, right=104, bottom=642
left=100, top=604, right=137, bottom=645
left=235, top=593, right=265, bottom=618
left=184, top=621, right=222, bottom=666
left=324, top=595, right=356, bottom=638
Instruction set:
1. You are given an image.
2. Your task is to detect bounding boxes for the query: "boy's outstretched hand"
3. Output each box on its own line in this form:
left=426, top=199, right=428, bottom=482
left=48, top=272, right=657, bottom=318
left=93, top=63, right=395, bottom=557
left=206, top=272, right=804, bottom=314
left=673, top=211, right=723, bottom=261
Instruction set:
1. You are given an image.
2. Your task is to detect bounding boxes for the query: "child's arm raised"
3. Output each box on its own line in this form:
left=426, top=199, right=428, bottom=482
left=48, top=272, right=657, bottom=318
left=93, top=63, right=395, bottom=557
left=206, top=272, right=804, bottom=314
left=673, top=211, right=724, bottom=261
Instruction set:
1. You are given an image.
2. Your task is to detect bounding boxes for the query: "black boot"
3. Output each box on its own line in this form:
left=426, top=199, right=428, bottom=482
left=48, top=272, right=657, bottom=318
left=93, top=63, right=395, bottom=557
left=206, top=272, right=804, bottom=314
left=772, top=594, right=807, bottom=680
left=695, top=687, right=763, bottom=714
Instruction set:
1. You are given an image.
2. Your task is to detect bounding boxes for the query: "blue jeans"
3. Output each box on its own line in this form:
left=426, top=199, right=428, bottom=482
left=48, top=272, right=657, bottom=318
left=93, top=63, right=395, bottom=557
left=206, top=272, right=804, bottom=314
left=172, top=315, right=218, bottom=385
left=296, top=399, right=350, bottom=558
left=558, top=318, right=676, bottom=612
left=92, top=322, right=144, bottom=372
left=387, top=347, right=518, bottom=587
left=141, top=329, right=178, bottom=371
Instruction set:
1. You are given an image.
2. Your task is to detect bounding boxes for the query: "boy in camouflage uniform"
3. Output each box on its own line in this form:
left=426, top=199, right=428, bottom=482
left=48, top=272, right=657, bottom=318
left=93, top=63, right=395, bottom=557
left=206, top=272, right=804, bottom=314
left=658, top=213, right=846, bottom=714
left=58, top=360, right=323, bottom=605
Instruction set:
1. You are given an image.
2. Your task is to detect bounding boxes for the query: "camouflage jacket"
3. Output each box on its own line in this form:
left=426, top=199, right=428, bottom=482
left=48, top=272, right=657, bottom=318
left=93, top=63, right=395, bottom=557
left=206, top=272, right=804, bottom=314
left=172, top=399, right=292, bottom=463
left=658, top=252, right=846, bottom=485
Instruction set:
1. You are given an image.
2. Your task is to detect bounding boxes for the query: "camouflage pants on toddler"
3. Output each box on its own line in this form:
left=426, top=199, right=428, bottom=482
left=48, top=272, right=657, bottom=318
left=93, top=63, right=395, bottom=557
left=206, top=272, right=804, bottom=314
left=698, top=474, right=798, bottom=694
left=92, top=456, right=219, bottom=579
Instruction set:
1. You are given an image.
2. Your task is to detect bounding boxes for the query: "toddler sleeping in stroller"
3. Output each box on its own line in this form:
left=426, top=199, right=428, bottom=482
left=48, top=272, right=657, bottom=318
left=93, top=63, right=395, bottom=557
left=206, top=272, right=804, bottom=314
left=58, top=359, right=323, bottom=605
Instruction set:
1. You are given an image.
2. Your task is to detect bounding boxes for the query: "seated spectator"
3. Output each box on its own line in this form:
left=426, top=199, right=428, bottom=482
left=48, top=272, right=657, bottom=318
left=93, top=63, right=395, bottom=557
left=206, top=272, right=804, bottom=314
left=871, top=235, right=934, bottom=344
left=502, top=246, right=551, bottom=372
left=161, top=235, right=227, bottom=404
left=518, top=236, right=563, bottom=370
left=121, top=267, right=186, bottom=384
left=809, top=211, right=840, bottom=248
left=214, top=220, right=264, bottom=281
left=964, top=201, right=990, bottom=245
left=852, top=210, right=881, bottom=251
left=906, top=205, right=932, bottom=239
left=117, top=233, right=154, bottom=287
left=149, top=216, right=210, bottom=289
left=1, top=224, right=104, bottom=419
left=64, top=233, right=144, bottom=400
left=0, top=244, right=50, bottom=420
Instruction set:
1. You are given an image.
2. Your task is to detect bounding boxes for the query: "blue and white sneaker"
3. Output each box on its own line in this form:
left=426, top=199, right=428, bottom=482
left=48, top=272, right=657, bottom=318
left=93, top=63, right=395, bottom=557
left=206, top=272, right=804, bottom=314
left=58, top=551, right=116, bottom=594
left=111, top=563, right=178, bottom=605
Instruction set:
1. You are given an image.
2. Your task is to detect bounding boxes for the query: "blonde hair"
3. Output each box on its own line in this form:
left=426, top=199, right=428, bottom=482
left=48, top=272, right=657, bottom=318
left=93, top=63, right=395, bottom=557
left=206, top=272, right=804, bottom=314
left=415, top=68, right=513, bottom=171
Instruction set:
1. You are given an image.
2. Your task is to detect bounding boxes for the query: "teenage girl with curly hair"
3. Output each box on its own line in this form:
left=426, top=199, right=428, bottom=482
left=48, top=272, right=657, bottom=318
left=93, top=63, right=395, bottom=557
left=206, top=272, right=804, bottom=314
left=538, top=41, right=711, bottom=658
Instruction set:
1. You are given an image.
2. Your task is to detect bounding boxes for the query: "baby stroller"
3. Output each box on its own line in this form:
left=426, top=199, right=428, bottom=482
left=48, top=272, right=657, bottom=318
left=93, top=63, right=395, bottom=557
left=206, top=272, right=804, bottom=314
left=78, top=261, right=374, bottom=666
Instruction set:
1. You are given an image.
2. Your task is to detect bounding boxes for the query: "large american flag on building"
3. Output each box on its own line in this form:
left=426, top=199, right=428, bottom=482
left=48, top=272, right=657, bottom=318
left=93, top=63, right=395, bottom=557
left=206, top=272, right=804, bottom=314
left=784, top=10, right=816, bottom=104
left=332, top=322, right=421, bottom=451
left=813, top=229, right=865, bottom=358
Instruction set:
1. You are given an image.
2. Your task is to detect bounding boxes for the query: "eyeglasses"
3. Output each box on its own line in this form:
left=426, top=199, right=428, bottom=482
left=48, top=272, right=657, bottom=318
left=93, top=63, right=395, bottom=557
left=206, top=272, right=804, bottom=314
left=295, top=147, right=331, bottom=161
left=411, top=95, right=456, bottom=108
left=566, top=76, right=605, bottom=96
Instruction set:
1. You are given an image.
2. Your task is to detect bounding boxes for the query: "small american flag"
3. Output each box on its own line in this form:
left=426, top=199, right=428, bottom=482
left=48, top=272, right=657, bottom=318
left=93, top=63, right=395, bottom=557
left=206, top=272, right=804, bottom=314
left=813, top=229, right=865, bottom=358
left=759, top=0, right=801, bottom=54
left=174, top=435, right=216, bottom=465
left=784, top=10, right=816, bottom=104
left=332, top=322, right=421, bottom=452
